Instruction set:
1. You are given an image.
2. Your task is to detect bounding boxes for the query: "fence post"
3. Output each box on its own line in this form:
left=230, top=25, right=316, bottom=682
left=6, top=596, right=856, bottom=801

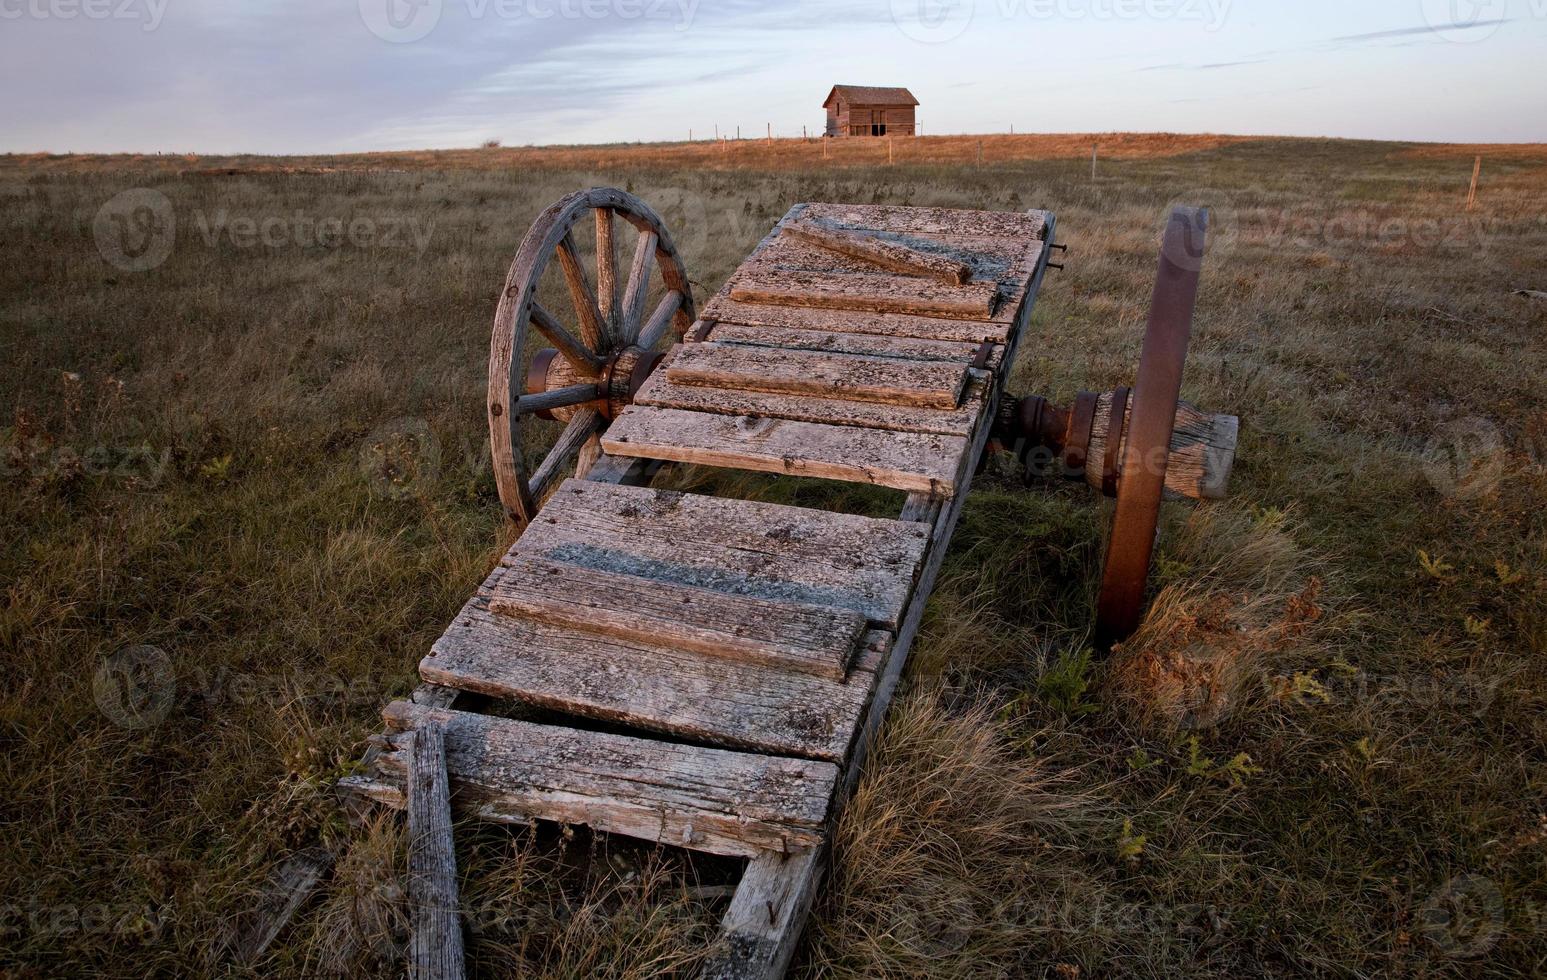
left=1467, top=155, right=1482, bottom=209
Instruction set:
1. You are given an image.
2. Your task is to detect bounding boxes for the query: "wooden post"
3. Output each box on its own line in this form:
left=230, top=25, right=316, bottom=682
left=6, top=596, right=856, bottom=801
left=888, top=136, right=894, bottom=165
left=714, top=124, right=719, bottom=140
left=736, top=125, right=740, bottom=140
left=767, top=123, right=772, bottom=144
left=1467, top=155, right=1482, bottom=210
left=1092, top=143, right=1098, bottom=180
left=977, top=140, right=983, bottom=167
left=408, top=722, right=465, bottom=980
left=823, top=138, right=829, bottom=160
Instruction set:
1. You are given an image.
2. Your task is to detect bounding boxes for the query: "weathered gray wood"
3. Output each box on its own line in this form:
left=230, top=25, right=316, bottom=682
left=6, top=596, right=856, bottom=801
left=666, top=342, right=969, bottom=410
left=636, top=288, right=684, bottom=350
left=603, top=406, right=965, bottom=496
left=374, top=703, right=842, bottom=857
left=595, top=207, right=621, bottom=343
left=703, top=210, right=1059, bottom=980
left=556, top=231, right=608, bottom=352
left=407, top=721, right=465, bottom=980
left=794, top=202, right=1048, bottom=240
left=635, top=369, right=984, bottom=438
left=711, top=322, right=1003, bottom=366
left=731, top=269, right=999, bottom=320
left=782, top=219, right=972, bottom=284
left=622, top=229, right=659, bottom=343
left=489, top=555, right=866, bottom=681
left=582, top=451, right=656, bottom=486
left=423, top=588, right=892, bottom=761
left=233, top=847, right=334, bottom=965
left=530, top=301, right=603, bottom=373
left=703, top=297, right=1011, bottom=344
left=1084, top=394, right=1239, bottom=501
left=514, top=479, right=929, bottom=629
left=526, top=408, right=604, bottom=504
left=515, top=382, right=600, bottom=417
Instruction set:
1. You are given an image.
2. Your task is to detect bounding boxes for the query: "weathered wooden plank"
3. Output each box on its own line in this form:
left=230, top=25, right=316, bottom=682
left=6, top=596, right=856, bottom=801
left=703, top=209, right=1060, bottom=980
left=375, top=703, right=842, bottom=858
left=731, top=269, right=999, bottom=320
left=756, top=231, right=1035, bottom=291
left=1083, top=393, right=1239, bottom=502
left=514, top=480, right=929, bottom=629
left=794, top=202, right=1048, bottom=240
left=782, top=220, right=972, bottom=284
left=233, top=847, right=335, bottom=965
left=710, top=322, right=1003, bottom=367
left=407, top=721, right=465, bottom=980
left=602, top=407, right=965, bottom=496
left=635, top=370, right=983, bottom=438
left=702, top=297, right=1011, bottom=344
left=489, top=555, right=866, bottom=681
left=666, top=343, right=969, bottom=410
left=422, top=588, right=892, bottom=761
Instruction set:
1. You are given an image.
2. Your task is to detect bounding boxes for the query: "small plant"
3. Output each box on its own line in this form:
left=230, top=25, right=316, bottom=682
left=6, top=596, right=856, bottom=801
left=1115, top=817, right=1147, bottom=864
left=1127, top=747, right=1160, bottom=772
left=1037, top=647, right=1098, bottom=716
left=1417, top=549, right=1454, bottom=581
left=1181, top=736, right=1261, bottom=788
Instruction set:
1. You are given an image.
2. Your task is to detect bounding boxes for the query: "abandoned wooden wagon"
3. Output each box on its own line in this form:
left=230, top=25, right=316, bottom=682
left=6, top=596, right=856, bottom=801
left=338, top=189, right=1238, bottom=979
left=823, top=85, right=919, bottom=137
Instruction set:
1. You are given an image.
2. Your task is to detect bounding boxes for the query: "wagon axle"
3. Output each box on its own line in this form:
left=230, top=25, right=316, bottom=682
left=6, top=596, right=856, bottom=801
left=525, top=343, right=665, bottom=422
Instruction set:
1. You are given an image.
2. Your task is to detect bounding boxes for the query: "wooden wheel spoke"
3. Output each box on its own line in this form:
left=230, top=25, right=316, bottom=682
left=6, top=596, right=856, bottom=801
left=516, top=382, right=601, bottom=417
left=594, top=207, right=621, bottom=345
left=530, top=301, right=604, bottom=372
left=526, top=408, right=604, bottom=505
left=636, top=289, right=684, bottom=351
left=556, top=231, right=608, bottom=352
left=621, top=229, right=659, bottom=344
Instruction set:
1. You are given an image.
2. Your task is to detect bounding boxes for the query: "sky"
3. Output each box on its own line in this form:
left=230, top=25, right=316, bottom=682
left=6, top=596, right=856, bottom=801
left=1, top=0, right=1544, bottom=153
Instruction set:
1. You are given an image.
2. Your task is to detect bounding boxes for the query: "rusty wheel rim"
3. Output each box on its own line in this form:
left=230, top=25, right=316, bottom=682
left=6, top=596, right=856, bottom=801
left=1094, top=206, right=1208, bottom=647
left=488, top=188, right=696, bottom=527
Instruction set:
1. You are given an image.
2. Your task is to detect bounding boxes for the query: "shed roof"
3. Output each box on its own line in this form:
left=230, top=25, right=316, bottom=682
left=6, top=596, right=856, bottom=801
left=823, top=85, right=919, bottom=108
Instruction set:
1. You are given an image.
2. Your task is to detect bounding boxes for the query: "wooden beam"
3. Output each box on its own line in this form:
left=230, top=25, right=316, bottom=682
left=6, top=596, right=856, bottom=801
left=666, top=342, right=969, bottom=410
left=407, top=721, right=466, bottom=980
left=781, top=219, right=972, bottom=284
left=602, top=406, right=964, bottom=496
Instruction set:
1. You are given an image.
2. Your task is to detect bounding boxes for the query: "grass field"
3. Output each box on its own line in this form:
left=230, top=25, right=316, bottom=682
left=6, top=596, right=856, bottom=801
left=3, top=133, right=1546, bottom=977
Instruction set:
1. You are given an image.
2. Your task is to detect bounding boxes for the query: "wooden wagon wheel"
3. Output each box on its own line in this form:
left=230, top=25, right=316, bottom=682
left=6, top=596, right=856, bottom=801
left=1093, top=205, right=1209, bottom=647
left=489, top=188, right=696, bottom=526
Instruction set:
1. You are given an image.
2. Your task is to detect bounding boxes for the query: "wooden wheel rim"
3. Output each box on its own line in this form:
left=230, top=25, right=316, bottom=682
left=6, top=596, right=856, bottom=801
left=489, top=188, right=696, bottom=526
left=1094, top=206, right=1208, bottom=647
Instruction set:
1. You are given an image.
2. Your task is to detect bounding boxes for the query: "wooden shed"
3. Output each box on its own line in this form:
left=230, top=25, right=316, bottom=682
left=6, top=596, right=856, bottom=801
left=823, top=85, right=918, bottom=138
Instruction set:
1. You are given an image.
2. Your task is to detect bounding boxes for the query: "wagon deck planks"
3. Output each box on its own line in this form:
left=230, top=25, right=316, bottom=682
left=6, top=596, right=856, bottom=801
left=665, top=341, right=971, bottom=408
left=489, top=554, right=867, bottom=681
left=370, top=702, right=841, bottom=858
left=602, top=406, right=966, bottom=495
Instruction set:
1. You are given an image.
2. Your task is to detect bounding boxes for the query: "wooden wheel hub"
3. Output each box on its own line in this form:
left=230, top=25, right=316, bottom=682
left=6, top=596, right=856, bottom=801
left=525, top=344, right=664, bottom=422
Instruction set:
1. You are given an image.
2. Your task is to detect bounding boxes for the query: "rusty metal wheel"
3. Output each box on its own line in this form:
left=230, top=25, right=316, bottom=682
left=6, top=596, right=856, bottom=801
left=488, top=188, right=696, bottom=526
left=1093, top=206, right=1209, bottom=647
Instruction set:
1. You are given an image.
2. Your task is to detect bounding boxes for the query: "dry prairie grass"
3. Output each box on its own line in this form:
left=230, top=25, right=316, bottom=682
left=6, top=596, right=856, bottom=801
left=3, top=134, right=1546, bottom=977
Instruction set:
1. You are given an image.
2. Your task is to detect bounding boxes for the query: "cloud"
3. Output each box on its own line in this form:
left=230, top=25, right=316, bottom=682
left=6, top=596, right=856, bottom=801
left=1330, top=19, right=1511, bottom=43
